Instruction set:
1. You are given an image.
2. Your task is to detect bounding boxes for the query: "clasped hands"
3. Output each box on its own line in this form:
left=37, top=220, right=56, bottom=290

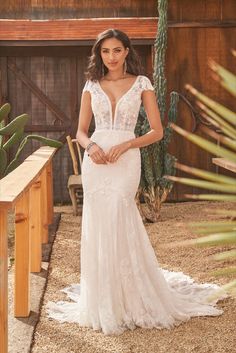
left=88, top=142, right=131, bottom=164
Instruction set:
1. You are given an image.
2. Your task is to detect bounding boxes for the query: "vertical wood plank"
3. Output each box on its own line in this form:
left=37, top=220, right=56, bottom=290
left=41, top=168, right=49, bottom=244
left=0, top=208, right=8, bottom=353
left=145, top=45, right=153, bottom=78
left=0, top=57, right=8, bottom=106
left=222, top=0, right=236, bottom=20
left=179, top=0, right=221, bottom=21
left=16, top=57, right=32, bottom=161
left=7, top=56, right=18, bottom=163
left=44, top=56, right=70, bottom=203
left=31, top=56, right=46, bottom=126
left=30, top=56, right=46, bottom=164
left=70, top=56, right=78, bottom=125
left=46, top=161, right=54, bottom=225
left=168, top=0, right=182, bottom=21
left=29, top=179, right=42, bottom=273
left=14, top=190, right=30, bottom=317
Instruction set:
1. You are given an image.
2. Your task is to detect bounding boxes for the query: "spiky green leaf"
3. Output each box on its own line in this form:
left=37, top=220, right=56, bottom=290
left=171, top=123, right=236, bottom=163
left=165, top=175, right=236, bottom=193
left=0, top=103, right=11, bottom=123
left=185, top=194, right=236, bottom=201
left=214, top=250, right=236, bottom=261
left=175, top=162, right=236, bottom=185
left=25, top=135, right=63, bottom=148
left=186, top=85, right=236, bottom=126
left=0, top=148, right=7, bottom=177
left=196, top=231, right=236, bottom=246
left=0, top=114, right=29, bottom=135
left=212, top=267, right=236, bottom=277
left=3, top=128, right=24, bottom=150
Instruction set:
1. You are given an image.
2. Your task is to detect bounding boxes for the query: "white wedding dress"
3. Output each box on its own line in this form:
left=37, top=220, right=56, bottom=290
left=46, top=75, right=226, bottom=335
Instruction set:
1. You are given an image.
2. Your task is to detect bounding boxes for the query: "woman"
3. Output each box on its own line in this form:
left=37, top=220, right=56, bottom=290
left=46, top=29, right=226, bottom=335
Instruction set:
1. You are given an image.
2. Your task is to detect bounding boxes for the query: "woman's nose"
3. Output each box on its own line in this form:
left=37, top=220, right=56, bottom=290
left=108, top=52, right=115, bottom=60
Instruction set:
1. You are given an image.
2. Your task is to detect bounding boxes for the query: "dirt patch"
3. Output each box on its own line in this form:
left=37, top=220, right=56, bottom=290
left=31, top=201, right=235, bottom=353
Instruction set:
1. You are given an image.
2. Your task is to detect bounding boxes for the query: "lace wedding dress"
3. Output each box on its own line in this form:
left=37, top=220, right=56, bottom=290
left=46, top=75, right=226, bottom=335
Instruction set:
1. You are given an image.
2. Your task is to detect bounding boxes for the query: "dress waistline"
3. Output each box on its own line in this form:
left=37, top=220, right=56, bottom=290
left=94, top=129, right=135, bottom=134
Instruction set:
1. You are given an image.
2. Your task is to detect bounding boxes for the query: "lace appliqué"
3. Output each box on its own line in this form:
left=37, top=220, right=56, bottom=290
left=83, top=80, right=111, bottom=130
left=82, top=75, right=154, bottom=132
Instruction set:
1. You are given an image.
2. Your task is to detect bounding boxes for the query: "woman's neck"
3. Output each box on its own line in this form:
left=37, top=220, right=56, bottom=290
left=104, top=69, right=127, bottom=81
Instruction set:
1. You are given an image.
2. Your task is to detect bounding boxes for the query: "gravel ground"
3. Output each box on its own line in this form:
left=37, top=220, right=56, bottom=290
left=31, top=201, right=235, bottom=353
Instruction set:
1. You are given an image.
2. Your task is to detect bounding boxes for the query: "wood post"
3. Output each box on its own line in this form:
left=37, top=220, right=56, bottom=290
left=41, top=168, right=49, bottom=244
left=14, top=191, right=30, bottom=317
left=46, top=161, right=54, bottom=225
left=0, top=146, right=56, bottom=346
left=29, top=179, right=42, bottom=273
left=0, top=208, right=8, bottom=353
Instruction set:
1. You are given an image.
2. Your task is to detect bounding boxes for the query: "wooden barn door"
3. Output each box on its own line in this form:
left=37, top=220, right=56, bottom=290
left=0, top=45, right=152, bottom=203
left=0, top=46, right=90, bottom=202
left=166, top=0, right=236, bottom=201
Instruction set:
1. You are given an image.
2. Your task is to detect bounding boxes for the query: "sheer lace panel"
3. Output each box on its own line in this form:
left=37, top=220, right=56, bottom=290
left=82, top=75, right=154, bottom=131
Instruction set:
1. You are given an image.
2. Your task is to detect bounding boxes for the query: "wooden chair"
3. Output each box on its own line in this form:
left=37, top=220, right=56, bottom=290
left=66, top=135, right=83, bottom=216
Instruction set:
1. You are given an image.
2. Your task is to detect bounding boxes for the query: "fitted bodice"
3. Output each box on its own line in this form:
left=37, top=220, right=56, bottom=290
left=82, top=75, right=154, bottom=131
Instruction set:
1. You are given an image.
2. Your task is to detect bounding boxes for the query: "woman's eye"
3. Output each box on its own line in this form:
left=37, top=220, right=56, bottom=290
left=101, top=49, right=122, bottom=54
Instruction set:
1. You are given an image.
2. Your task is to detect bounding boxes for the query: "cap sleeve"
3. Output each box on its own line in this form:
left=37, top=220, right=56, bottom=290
left=82, top=80, right=93, bottom=93
left=140, top=76, right=154, bottom=92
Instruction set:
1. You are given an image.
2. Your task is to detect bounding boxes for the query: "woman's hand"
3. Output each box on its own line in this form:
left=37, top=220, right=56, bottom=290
left=88, top=144, right=108, bottom=164
left=106, top=141, right=131, bottom=163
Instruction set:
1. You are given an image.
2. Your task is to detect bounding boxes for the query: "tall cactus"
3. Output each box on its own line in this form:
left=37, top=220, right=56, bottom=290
left=0, top=102, right=63, bottom=179
left=135, top=0, right=177, bottom=222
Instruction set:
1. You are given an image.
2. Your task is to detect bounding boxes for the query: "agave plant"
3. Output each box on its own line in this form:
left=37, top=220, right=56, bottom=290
left=0, top=102, right=63, bottom=178
left=165, top=56, right=236, bottom=296
left=135, top=0, right=178, bottom=222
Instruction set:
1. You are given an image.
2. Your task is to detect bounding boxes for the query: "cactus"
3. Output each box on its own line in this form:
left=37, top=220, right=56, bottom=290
left=135, top=0, right=177, bottom=222
left=0, top=103, right=11, bottom=148
left=0, top=102, right=63, bottom=179
left=0, top=113, right=29, bottom=135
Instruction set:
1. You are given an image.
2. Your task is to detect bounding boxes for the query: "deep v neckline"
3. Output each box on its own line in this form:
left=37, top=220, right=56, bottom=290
left=97, top=75, right=140, bottom=128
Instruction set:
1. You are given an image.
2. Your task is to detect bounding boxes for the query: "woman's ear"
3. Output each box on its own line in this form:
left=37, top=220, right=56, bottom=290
left=125, top=48, right=129, bottom=57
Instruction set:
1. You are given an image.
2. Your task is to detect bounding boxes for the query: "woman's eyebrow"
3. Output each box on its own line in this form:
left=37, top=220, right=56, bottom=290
left=101, top=47, right=123, bottom=50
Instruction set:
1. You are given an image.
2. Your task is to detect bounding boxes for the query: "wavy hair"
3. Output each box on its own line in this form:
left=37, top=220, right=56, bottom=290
left=85, top=28, right=144, bottom=81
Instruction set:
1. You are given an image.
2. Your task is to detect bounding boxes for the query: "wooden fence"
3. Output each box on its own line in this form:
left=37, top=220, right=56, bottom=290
left=0, top=146, right=57, bottom=353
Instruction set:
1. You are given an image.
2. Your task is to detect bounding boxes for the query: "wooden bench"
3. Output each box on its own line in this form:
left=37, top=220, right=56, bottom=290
left=0, top=146, right=57, bottom=353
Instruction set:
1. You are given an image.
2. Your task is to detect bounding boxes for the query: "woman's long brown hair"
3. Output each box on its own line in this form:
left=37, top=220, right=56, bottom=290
left=85, top=28, right=144, bottom=81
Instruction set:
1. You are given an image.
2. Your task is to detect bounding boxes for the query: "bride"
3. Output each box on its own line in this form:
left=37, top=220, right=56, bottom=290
left=46, top=28, right=226, bottom=335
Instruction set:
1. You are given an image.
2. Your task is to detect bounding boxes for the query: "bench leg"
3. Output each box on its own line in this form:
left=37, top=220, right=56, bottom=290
left=14, top=191, right=30, bottom=317
left=30, top=179, right=42, bottom=273
left=41, top=169, right=48, bottom=244
left=0, top=208, right=8, bottom=353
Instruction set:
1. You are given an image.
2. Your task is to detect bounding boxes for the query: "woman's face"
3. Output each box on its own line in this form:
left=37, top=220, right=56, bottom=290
left=100, top=37, right=129, bottom=73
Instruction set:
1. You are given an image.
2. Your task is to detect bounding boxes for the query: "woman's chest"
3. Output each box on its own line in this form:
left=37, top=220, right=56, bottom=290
left=90, top=86, right=142, bottom=130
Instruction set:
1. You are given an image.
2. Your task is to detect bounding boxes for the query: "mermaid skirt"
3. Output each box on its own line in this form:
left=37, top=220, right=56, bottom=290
left=46, top=129, right=225, bottom=335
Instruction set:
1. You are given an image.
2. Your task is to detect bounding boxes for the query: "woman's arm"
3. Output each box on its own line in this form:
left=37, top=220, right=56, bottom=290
left=127, top=89, right=163, bottom=149
left=76, top=91, right=107, bottom=164
left=76, top=91, right=93, bottom=148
